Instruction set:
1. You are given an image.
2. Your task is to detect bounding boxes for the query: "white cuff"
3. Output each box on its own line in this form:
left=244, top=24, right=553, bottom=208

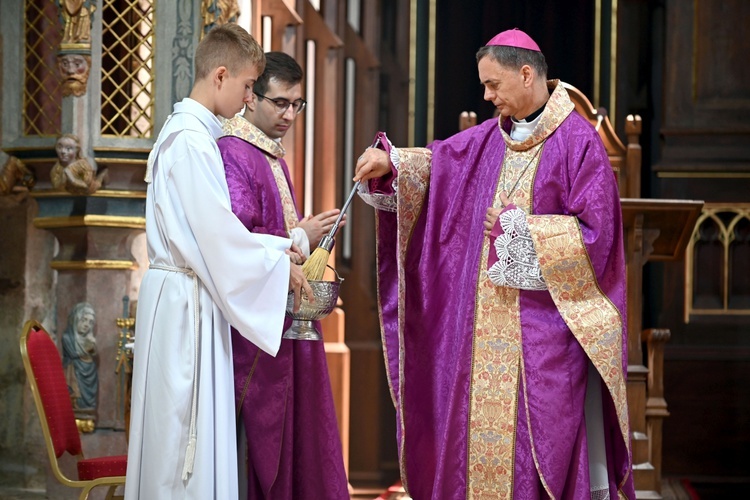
left=289, top=227, right=310, bottom=257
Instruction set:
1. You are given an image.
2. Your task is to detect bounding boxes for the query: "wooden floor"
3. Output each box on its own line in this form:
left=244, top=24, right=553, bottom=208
left=350, top=478, right=700, bottom=500
left=661, top=478, right=699, bottom=500
left=0, top=478, right=724, bottom=499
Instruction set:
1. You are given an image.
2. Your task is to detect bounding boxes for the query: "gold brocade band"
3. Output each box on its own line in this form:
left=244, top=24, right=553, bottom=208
left=469, top=238, right=521, bottom=499
left=221, top=116, right=299, bottom=232
left=466, top=141, right=545, bottom=499
left=527, top=215, right=630, bottom=458
left=33, top=215, right=146, bottom=229
left=50, top=259, right=136, bottom=270
left=391, top=146, right=432, bottom=491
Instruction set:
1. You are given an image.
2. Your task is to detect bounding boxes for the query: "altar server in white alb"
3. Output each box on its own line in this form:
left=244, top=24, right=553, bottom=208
left=125, top=24, right=311, bottom=500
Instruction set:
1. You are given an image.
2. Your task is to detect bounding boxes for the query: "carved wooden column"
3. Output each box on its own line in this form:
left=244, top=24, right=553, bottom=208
left=642, top=327, right=671, bottom=493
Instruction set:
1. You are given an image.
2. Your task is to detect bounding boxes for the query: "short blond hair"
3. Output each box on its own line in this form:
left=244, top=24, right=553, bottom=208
left=194, top=23, right=265, bottom=81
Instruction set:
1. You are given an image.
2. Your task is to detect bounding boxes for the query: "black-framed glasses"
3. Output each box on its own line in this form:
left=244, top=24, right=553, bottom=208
left=254, top=92, right=307, bottom=115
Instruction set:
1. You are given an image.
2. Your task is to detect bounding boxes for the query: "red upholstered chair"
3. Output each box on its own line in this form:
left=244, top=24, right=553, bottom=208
left=20, top=319, right=127, bottom=500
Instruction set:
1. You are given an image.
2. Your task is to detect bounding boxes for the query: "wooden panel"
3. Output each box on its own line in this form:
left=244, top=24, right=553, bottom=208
left=337, top=0, right=401, bottom=488
left=322, top=308, right=350, bottom=474
left=654, top=5, right=750, bottom=486
left=621, top=199, right=703, bottom=261
left=659, top=0, right=750, bottom=170
left=694, top=1, right=750, bottom=106
left=662, top=350, right=750, bottom=477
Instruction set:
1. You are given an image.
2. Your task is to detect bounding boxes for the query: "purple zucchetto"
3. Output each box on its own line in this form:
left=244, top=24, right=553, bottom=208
left=485, top=28, right=541, bottom=52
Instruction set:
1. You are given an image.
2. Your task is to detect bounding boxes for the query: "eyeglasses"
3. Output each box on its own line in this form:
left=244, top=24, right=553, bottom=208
left=254, top=92, right=307, bottom=115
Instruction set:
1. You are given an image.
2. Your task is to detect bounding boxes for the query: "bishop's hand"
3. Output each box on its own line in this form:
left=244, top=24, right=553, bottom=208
left=484, top=191, right=513, bottom=237
left=353, top=147, right=390, bottom=182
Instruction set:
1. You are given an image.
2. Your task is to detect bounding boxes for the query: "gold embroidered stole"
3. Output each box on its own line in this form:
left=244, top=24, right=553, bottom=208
left=222, top=115, right=299, bottom=232
left=469, top=143, right=542, bottom=499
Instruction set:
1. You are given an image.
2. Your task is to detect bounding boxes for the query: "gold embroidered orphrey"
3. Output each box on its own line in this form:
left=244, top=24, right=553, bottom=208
left=222, top=116, right=299, bottom=233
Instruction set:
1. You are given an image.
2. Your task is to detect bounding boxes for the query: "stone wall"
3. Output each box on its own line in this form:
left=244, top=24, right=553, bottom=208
left=0, top=196, right=57, bottom=491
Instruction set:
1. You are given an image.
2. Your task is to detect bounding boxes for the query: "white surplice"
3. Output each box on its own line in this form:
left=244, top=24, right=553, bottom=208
left=125, top=98, right=291, bottom=500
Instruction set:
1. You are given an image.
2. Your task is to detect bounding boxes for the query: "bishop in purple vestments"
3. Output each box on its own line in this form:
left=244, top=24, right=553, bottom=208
left=354, top=29, right=635, bottom=500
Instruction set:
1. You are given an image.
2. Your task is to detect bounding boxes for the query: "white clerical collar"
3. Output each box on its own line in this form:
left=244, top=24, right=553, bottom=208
left=510, top=112, right=543, bottom=142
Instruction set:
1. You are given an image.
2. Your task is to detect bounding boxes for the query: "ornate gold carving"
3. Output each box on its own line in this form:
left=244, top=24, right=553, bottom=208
left=51, top=260, right=137, bottom=271
left=59, top=0, right=95, bottom=46
left=31, top=189, right=146, bottom=199
left=201, top=0, right=241, bottom=38
left=0, top=156, right=36, bottom=196
left=116, top=296, right=136, bottom=438
left=75, top=418, right=96, bottom=433
left=33, top=215, right=146, bottom=229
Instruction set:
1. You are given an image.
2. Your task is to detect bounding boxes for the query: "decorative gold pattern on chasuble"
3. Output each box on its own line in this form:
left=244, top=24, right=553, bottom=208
left=466, top=82, right=574, bottom=499
left=470, top=245, right=521, bottom=500
left=467, top=145, right=543, bottom=499
left=500, top=80, right=575, bottom=154
left=390, top=147, right=432, bottom=490
left=526, top=215, right=630, bottom=454
left=222, top=116, right=299, bottom=232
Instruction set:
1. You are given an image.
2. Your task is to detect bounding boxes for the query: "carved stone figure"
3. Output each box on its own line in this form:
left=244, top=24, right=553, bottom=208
left=0, top=155, right=35, bottom=196
left=50, top=134, right=108, bottom=195
left=61, top=302, right=99, bottom=420
left=60, top=0, right=94, bottom=45
left=57, top=53, right=91, bottom=97
left=202, top=0, right=241, bottom=36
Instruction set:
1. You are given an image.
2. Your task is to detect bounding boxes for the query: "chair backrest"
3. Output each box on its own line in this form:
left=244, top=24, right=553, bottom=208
left=561, top=82, right=642, bottom=199
left=20, top=320, right=83, bottom=464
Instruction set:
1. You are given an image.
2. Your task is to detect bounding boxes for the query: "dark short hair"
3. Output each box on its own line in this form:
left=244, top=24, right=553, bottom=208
left=253, top=51, right=303, bottom=95
left=476, top=45, right=548, bottom=80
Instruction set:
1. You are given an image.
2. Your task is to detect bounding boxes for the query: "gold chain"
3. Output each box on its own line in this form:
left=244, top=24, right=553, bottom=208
left=499, top=141, right=545, bottom=201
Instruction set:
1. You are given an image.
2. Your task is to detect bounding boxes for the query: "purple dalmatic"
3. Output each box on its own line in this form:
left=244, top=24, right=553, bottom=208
left=218, top=117, right=349, bottom=500
left=362, top=82, right=635, bottom=499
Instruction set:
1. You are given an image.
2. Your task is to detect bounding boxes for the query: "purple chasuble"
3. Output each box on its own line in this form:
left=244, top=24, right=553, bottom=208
left=218, top=130, right=349, bottom=500
left=372, top=90, right=634, bottom=499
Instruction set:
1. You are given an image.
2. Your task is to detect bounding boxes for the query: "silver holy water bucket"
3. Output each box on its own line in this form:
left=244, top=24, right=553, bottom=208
left=283, top=266, right=343, bottom=341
